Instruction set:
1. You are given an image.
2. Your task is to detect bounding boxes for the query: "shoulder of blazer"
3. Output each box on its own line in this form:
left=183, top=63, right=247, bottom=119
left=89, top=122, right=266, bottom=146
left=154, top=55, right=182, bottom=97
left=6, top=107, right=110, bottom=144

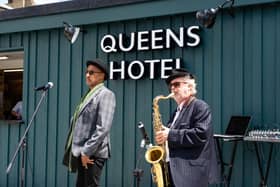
left=100, top=86, right=115, bottom=97
left=84, top=86, right=106, bottom=106
left=193, top=99, right=209, bottom=109
left=191, top=99, right=211, bottom=117
left=181, top=97, right=196, bottom=111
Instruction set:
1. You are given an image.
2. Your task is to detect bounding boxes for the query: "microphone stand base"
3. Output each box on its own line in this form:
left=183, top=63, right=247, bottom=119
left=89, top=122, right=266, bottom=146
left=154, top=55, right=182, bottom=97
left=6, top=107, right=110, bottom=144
left=133, top=168, right=144, bottom=187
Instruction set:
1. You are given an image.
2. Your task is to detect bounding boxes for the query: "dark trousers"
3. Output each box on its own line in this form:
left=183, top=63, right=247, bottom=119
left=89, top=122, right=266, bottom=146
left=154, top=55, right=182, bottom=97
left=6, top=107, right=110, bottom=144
left=76, top=156, right=106, bottom=187
left=167, top=162, right=176, bottom=187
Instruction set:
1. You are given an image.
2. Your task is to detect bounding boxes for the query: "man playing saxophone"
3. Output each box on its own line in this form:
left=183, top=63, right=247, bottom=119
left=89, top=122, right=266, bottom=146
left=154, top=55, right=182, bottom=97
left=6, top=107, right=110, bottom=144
left=155, top=68, right=220, bottom=187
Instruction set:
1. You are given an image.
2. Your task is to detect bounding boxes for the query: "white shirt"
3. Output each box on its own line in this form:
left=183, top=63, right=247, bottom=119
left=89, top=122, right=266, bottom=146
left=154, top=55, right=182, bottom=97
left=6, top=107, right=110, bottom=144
left=12, top=101, right=22, bottom=116
left=166, top=101, right=185, bottom=162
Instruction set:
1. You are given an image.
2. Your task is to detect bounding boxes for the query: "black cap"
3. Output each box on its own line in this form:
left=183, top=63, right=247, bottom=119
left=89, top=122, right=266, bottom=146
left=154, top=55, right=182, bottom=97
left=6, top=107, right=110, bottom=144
left=86, top=59, right=108, bottom=80
left=165, top=68, right=194, bottom=84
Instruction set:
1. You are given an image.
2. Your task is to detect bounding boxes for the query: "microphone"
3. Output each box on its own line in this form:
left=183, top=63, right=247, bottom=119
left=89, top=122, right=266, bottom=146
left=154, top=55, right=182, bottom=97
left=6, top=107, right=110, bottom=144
left=138, top=121, right=151, bottom=146
left=34, top=82, right=54, bottom=91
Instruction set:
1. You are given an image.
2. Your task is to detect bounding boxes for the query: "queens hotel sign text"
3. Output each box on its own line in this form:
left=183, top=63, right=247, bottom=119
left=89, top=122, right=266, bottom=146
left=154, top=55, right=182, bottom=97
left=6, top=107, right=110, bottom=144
left=100, top=26, right=201, bottom=79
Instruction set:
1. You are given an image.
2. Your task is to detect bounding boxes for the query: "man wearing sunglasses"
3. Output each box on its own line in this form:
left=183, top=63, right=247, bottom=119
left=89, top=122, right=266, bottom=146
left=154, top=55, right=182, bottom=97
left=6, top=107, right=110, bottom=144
left=63, top=59, right=116, bottom=187
left=155, top=68, right=220, bottom=187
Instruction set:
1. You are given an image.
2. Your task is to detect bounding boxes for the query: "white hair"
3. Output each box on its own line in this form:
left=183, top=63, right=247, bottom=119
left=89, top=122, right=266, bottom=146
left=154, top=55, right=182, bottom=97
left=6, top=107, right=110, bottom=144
left=183, top=76, right=197, bottom=95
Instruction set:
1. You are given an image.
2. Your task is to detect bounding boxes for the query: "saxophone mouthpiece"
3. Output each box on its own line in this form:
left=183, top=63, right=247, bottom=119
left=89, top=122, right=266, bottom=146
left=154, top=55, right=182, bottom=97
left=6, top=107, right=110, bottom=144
left=154, top=93, right=175, bottom=102
left=168, top=93, right=175, bottom=98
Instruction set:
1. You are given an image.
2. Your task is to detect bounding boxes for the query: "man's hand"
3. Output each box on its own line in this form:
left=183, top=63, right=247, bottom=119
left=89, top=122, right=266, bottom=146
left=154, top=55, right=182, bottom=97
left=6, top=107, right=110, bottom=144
left=155, top=126, right=170, bottom=145
left=81, top=155, right=94, bottom=169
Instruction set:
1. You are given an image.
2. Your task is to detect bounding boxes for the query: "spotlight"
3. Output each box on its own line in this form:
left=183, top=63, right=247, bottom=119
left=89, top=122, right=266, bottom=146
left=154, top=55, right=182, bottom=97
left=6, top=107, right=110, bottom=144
left=63, top=22, right=81, bottom=44
left=196, top=0, right=235, bottom=28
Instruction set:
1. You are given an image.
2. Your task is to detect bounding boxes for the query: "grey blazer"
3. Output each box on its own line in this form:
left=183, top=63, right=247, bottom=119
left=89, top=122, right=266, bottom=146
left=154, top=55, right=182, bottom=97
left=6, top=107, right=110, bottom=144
left=71, top=85, right=116, bottom=159
left=168, top=98, right=221, bottom=187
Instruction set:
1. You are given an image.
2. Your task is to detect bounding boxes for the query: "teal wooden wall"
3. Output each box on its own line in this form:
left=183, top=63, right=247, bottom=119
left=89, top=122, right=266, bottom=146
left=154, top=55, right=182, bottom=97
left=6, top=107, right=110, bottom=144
left=1, top=2, right=280, bottom=187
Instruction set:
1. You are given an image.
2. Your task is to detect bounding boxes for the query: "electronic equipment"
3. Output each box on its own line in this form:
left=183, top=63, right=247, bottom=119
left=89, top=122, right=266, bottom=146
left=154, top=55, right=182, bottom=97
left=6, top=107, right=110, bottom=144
left=244, top=129, right=280, bottom=142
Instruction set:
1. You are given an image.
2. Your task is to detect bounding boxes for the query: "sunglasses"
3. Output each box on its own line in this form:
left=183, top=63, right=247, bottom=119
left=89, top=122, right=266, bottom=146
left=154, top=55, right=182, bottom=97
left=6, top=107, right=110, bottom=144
left=169, top=81, right=188, bottom=89
left=85, top=70, right=103, bottom=76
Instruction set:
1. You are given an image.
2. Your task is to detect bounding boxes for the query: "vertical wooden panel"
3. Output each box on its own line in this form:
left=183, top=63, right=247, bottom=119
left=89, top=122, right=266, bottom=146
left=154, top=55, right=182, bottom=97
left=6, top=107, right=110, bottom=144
left=262, top=6, right=279, bottom=187
left=243, top=8, right=261, bottom=187
left=251, top=8, right=263, bottom=187
left=25, top=31, right=38, bottom=187
left=56, top=30, right=71, bottom=187
left=32, top=30, right=49, bottom=187
left=46, top=29, right=60, bottom=187
left=202, top=10, right=223, bottom=135
left=0, top=34, right=11, bottom=48
left=231, top=9, right=246, bottom=187
left=106, top=21, right=126, bottom=187
left=7, top=124, right=20, bottom=187
left=262, top=6, right=276, bottom=123
left=152, top=16, right=172, bottom=124
left=135, top=17, right=154, bottom=187
left=274, top=5, right=280, bottom=186
left=10, top=33, right=23, bottom=48
left=121, top=20, right=137, bottom=187
left=0, top=122, right=10, bottom=187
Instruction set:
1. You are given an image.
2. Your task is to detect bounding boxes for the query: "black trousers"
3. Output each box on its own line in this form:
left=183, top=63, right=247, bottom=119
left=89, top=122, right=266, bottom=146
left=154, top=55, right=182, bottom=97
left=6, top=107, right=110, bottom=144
left=76, top=156, right=106, bottom=187
left=167, top=162, right=176, bottom=187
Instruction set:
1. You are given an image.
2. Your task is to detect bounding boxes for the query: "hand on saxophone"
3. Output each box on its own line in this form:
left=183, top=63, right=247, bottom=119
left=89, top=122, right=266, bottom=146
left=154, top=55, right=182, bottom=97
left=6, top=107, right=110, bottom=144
left=155, top=126, right=170, bottom=144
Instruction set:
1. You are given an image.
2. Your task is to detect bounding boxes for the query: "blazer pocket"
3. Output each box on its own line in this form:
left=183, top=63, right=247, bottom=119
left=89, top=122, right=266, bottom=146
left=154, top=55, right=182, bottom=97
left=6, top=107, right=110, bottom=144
left=82, top=103, right=98, bottom=124
left=189, top=159, right=207, bottom=167
left=84, top=101, right=98, bottom=113
left=179, top=122, right=188, bottom=126
left=178, top=122, right=190, bottom=128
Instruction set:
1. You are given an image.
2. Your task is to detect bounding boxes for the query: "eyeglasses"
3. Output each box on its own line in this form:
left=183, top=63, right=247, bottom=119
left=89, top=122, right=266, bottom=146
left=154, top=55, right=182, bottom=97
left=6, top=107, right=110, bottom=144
left=85, top=70, right=103, bottom=76
left=169, top=81, right=188, bottom=89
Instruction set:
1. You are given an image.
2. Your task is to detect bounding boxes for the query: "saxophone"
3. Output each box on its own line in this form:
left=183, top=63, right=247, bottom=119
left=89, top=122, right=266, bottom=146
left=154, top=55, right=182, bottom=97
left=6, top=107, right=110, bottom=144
left=145, top=93, right=174, bottom=187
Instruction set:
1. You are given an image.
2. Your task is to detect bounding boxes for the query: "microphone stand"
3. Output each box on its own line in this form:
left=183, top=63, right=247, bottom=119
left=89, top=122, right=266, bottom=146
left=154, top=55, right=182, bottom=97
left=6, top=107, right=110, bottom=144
left=6, top=90, right=49, bottom=187
left=133, top=139, right=146, bottom=187
left=133, top=139, right=152, bottom=187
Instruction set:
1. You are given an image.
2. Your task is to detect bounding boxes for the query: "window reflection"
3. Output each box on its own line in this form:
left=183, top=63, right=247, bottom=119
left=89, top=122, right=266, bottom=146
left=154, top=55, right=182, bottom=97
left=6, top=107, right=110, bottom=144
left=0, top=51, right=23, bottom=120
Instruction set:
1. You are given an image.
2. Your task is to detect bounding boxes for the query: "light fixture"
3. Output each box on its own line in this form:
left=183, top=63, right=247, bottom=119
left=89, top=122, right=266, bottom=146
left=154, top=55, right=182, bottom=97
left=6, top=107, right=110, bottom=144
left=63, top=22, right=81, bottom=44
left=0, top=56, right=8, bottom=60
left=4, top=69, right=24, bottom=72
left=196, top=0, right=235, bottom=28
left=0, top=4, right=14, bottom=10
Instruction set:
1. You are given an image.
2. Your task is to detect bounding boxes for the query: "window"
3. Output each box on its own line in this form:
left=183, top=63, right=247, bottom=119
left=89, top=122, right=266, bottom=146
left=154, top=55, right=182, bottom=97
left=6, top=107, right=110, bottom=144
left=0, top=50, right=23, bottom=120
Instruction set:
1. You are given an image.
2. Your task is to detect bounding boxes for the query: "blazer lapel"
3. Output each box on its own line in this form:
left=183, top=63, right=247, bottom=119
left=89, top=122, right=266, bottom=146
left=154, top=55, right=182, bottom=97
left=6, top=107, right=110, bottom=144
left=170, top=97, right=196, bottom=129
left=170, top=106, right=187, bottom=129
left=78, top=86, right=104, bottom=117
left=168, top=110, right=177, bottom=128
